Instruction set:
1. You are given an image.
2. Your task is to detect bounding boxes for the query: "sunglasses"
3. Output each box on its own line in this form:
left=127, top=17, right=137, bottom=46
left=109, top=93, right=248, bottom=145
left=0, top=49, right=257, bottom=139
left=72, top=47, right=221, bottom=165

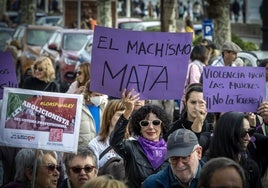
left=77, top=71, right=83, bottom=75
left=70, top=165, right=95, bottom=174
left=34, top=66, right=43, bottom=72
left=42, top=163, right=61, bottom=172
left=139, top=119, right=162, bottom=127
left=241, top=128, right=255, bottom=137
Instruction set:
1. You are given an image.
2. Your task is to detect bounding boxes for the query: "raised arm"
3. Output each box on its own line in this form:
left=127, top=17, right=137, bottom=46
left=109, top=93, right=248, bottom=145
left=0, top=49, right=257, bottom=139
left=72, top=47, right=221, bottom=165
left=109, top=89, right=140, bottom=158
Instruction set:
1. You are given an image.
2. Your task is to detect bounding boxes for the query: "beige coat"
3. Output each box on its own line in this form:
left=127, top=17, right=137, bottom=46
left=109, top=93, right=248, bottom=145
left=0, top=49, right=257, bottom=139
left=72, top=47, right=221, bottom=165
left=79, top=104, right=96, bottom=148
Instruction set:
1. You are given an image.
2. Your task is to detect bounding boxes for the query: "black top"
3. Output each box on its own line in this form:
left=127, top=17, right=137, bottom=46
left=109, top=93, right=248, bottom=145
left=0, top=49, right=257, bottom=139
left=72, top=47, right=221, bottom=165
left=163, top=112, right=213, bottom=157
left=22, top=77, right=59, bottom=92
left=110, top=115, right=168, bottom=188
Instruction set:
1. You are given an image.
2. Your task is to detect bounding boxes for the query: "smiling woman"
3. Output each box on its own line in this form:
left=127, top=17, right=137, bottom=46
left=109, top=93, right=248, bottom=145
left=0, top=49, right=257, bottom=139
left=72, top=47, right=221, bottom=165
left=109, top=89, right=171, bottom=188
left=21, top=56, right=59, bottom=92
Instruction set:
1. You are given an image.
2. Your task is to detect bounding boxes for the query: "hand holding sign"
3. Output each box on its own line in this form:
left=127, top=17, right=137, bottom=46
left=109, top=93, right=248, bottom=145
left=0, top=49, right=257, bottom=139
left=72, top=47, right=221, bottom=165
left=257, top=102, right=268, bottom=121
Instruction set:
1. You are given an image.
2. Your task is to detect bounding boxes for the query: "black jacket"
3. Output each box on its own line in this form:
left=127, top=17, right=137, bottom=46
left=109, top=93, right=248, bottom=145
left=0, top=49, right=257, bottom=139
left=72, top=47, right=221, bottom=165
left=163, top=112, right=212, bottom=156
left=110, top=115, right=168, bottom=188
left=22, top=77, right=59, bottom=92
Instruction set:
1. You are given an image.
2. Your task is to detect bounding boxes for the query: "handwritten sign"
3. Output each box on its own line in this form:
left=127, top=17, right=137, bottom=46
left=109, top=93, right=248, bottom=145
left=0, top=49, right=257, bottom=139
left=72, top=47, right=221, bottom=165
left=0, top=88, right=83, bottom=153
left=90, top=26, right=192, bottom=99
left=0, top=52, right=18, bottom=99
left=203, top=66, right=266, bottom=112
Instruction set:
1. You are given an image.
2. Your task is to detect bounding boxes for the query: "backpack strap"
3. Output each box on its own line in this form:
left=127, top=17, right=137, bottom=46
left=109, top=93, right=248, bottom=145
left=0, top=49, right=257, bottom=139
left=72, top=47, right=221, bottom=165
left=99, top=146, right=112, bottom=160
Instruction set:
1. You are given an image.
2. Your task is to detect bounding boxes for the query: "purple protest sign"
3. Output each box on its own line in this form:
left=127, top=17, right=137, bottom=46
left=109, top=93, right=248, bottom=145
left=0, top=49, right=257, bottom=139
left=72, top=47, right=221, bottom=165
left=0, top=51, right=18, bottom=99
left=203, top=66, right=266, bottom=112
left=90, top=26, right=192, bottom=99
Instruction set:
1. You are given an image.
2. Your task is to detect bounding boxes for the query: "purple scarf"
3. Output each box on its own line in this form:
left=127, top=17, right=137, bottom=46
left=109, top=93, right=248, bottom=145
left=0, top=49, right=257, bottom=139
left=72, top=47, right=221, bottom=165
left=137, top=136, right=167, bottom=170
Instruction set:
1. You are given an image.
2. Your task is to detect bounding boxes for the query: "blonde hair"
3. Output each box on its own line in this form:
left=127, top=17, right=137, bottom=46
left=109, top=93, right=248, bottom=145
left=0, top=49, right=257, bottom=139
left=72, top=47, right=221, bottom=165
left=77, top=63, right=90, bottom=87
left=98, top=99, right=125, bottom=142
left=31, top=56, right=55, bottom=82
left=81, top=176, right=127, bottom=188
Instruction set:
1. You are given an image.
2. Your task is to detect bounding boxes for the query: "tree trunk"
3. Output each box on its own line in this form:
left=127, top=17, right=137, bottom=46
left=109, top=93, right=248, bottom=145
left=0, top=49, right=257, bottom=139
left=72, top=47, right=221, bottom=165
left=21, top=0, right=35, bottom=24
left=160, top=0, right=176, bottom=32
left=206, top=0, right=230, bottom=48
left=0, top=0, right=6, bottom=19
left=97, top=0, right=112, bottom=28
left=260, top=0, right=268, bottom=50
left=0, top=0, right=6, bottom=24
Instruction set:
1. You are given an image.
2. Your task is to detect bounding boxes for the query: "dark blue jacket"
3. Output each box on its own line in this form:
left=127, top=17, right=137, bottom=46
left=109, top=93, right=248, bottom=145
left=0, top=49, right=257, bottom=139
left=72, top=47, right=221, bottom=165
left=142, top=161, right=204, bottom=188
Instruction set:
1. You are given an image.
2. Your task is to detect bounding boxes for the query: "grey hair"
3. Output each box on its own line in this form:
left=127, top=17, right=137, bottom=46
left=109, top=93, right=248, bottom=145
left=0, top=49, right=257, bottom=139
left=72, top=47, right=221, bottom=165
left=198, top=157, right=246, bottom=188
left=14, top=149, right=35, bottom=182
left=37, top=150, right=58, bottom=166
left=64, top=147, right=98, bottom=171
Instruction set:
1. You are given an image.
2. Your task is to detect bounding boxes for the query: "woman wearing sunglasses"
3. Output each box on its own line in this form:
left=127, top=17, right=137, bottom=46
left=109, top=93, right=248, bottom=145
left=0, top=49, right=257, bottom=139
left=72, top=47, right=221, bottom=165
left=66, top=63, right=90, bottom=94
left=206, top=111, right=268, bottom=188
left=3, top=149, right=60, bottom=188
left=110, top=89, right=171, bottom=188
left=21, top=56, right=59, bottom=92
left=59, top=147, right=98, bottom=188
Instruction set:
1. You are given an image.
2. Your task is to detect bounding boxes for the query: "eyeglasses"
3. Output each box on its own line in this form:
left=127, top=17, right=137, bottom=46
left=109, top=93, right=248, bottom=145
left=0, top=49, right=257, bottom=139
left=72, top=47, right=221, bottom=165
left=139, top=119, right=162, bottom=127
left=77, top=71, right=83, bottom=75
left=41, top=163, right=61, bottom=172
left=241, top=128, right=255, bottom=137
left=70, top=165, right=95, bottom=174
left=169, top=148, right=198, bottom=165
left=34, top=66, right=43, bottom=72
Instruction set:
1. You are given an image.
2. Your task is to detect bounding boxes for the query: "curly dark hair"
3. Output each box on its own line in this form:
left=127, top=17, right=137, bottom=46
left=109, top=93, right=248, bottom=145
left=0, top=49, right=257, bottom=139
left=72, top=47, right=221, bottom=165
left=129, top=104, right=171, bottom=136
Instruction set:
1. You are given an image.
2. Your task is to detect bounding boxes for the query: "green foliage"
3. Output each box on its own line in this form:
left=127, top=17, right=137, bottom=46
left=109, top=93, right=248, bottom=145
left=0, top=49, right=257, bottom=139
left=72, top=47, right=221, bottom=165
left=231, top=33, right=259, bottom=51
left=145, top=26, right=161, bottom=32
left=193, top=35, right=202, bottom=46
left=192, top=34, right=258, bottom=51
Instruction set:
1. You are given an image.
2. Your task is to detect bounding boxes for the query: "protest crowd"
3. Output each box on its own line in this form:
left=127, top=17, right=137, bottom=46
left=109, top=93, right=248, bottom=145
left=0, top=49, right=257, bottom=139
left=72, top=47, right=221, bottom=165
left=1, top=18, right=268, bottom=188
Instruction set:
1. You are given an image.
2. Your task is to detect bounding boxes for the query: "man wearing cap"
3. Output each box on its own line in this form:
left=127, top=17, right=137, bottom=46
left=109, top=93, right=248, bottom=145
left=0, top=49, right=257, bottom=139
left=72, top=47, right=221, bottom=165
left=211, top=41, right=242, bottom=67
left=142, top=129, right=204, bottom=188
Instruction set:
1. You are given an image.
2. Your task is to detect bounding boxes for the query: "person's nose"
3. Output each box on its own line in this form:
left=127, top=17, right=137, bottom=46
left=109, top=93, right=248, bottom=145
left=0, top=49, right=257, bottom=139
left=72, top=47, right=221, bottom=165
left=147, top=122, right=155, bottom=128
left=53, top=169, right=60, bottom=176
left=175, top=159, right=185, bottom=167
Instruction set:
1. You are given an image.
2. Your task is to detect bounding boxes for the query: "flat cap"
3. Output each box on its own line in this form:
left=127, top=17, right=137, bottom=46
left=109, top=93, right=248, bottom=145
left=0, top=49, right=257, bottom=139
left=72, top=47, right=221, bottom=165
left=222, top=41, right=242, bottom=53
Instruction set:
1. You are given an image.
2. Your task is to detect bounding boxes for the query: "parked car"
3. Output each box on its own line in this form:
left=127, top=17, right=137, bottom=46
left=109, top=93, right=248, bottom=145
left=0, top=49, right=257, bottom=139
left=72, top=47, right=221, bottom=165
left=0, top=22, right=8, bottom=27
left=132, top=21, right=202, bottom=35
left=6, top=10, right=47, bottom=25
left=36, top=16, right=63, bottom=26
left=67, top=34, right=93, bottom=72
left=0, top=27, right=14, bottom=51
left=40, top=29, right=93, bottom=92
left=4, top=24, right=61, bottom=85
left=194, top=24, right=202, bottom=35
left=237, top=51, right=268, bottom=67
left=117, top=17, right=142, bottom=30
left=132, top=21, right=160, bottom=31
